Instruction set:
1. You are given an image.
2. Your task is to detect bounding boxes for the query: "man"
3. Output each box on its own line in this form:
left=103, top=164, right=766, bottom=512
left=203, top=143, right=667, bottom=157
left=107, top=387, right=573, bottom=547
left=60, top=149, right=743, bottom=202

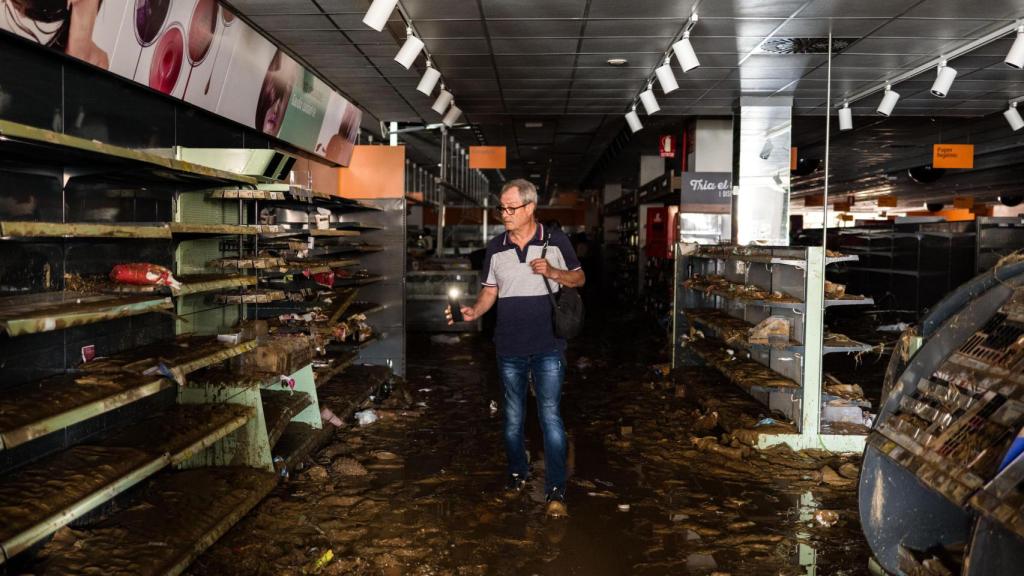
left=446, top=179, right=584, bottom=518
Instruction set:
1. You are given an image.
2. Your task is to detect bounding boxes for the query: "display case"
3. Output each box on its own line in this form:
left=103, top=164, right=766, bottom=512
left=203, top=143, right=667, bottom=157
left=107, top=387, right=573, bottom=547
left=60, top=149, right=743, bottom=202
left=673, top=243, right=874, bottom=452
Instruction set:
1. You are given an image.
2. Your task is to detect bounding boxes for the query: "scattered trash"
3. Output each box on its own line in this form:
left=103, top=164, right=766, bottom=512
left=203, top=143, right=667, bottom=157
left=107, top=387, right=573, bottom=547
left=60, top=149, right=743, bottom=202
left=110, top=262, right=180, bottom=289
left=373, top=451, right=399, bottom=461
left=355, top=409, right=379, bottom=426
left=749, top=315, right=791, bottom=346
left=753, top=417, right=777, bottom=428
left=686, top=552, right=718, bottom=572
left=652, top=363, right=671, bottom=378
left=273, top=456, right=289, bottom=479
left=691, top=436, right=749, bottom=460
left=576, top=357, right=592, bottom=369
left=670, top=512, right=689, bottom=522
left=674, top=384, right=687, bottom=398
left=814, top=510, right=840, bottom=527
left=617, top=503, right=630, bottom=512
left=693, top=409, right=719, bottom=432
left=685, top=529, right=702, bottom=541
left=304, top=549, right=334, bottom=574
left=593, top=478, right=614, bottom=488
left=430, top=334, right=460, bottom=345
left=418, top=388, right=433, bottom=393
left=877, top=322, right=911, bottom=333
left=320, top=407, right=343, bottom=427
left=818, top=465, right=854, bottom=487
left=305, top=465, right=329, bottom=482
left=489, top=400, right=498, bottom=415
left=280, top=375, right=297, bottom=390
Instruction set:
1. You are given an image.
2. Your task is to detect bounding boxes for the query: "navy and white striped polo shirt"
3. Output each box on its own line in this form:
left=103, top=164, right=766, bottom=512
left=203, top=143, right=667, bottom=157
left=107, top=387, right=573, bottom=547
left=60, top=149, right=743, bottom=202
left=481, top=223, right=582, bottom=357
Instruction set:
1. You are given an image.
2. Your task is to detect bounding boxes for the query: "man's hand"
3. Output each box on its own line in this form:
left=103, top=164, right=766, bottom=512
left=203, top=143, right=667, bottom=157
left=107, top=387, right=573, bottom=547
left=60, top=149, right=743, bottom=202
left=530, top=258, right=558, bottom=280
left=444, top=304, right=478, bottom=325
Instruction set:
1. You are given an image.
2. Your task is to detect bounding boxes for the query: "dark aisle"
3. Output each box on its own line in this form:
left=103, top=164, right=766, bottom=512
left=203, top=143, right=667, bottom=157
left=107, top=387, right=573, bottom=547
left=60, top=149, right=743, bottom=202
left=192, top=312, right=871, bottom=576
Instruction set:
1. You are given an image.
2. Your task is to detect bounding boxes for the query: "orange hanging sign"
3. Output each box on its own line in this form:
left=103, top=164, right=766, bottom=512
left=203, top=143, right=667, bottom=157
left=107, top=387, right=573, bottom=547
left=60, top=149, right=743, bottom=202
left=933, top=144, right=974, bottom=169
left=833, top=200, right=851, bottom=212
left=953, top=196, right=974, bottom=209
left=791, top=147, right=798, bottom=171
left=804, top=194, right=824, bottom=207
left=469, top=146, right=507, bottom=169
left=878, top=195, right=898, bottom=208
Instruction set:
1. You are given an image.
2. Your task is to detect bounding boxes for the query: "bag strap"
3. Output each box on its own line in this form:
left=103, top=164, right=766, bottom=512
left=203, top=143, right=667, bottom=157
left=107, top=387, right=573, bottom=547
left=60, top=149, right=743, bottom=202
left=540, top=229, right=558, bottom=308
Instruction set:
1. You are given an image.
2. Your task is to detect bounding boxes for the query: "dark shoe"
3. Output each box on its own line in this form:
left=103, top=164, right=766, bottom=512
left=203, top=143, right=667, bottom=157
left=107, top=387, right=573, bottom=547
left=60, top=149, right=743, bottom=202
left=504, top=473, right=527, bottom=495
left=545, top=487, right=568, bottom=518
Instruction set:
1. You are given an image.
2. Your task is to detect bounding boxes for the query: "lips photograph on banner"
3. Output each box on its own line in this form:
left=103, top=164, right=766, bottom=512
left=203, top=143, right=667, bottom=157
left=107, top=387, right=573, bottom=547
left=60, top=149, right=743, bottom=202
left=0, top=0, right=362, bottom=165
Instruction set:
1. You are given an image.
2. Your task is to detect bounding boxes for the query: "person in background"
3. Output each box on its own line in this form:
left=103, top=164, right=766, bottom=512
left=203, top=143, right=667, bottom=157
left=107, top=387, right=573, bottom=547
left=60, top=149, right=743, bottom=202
left=446, top=178, right=584, bottom=518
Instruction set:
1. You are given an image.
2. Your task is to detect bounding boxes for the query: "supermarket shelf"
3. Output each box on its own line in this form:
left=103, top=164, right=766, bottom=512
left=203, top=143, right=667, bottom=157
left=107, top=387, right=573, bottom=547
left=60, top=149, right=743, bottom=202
left=214, top=289, right=287, bottom=305
left=685, top=245, right=859, bottom=267
left=0, top=351, right=256, bottom=460
left=686, top=337, right=801, bottom=391
left=0, top=403, right=253, bottom=563
left=261, top=389, right=313, bottom=448
left=29, top=467, right=277, bottom=576
left=0, top=119, right=256, bottom=186
left=0, top=292, right=173, bottom=337
left=102, top=274, right=257, bottom=297
left=683, top=276, right=873, bottom=310
left=210, top=188, right=382, bottom=212
left=313, top=350, right=360, bottom=388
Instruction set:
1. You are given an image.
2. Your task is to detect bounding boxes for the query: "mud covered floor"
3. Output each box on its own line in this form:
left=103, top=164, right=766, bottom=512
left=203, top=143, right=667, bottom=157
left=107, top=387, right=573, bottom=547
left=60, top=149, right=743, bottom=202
left=191, top=312, right=871, bottom=575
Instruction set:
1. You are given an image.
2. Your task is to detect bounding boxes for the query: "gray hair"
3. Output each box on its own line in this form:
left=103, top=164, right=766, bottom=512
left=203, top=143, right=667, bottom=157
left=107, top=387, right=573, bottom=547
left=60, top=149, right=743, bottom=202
left=501, top=179, right=538, bottom=205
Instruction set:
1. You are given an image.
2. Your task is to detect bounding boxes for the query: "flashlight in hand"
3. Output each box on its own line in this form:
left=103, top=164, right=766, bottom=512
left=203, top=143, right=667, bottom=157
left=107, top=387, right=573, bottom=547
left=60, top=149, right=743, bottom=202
left=448, top=287, right=464, bottom=322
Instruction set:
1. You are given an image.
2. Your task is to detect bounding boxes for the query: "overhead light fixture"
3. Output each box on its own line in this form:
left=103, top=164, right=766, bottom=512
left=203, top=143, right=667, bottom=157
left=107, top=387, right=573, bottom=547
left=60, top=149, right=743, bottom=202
left=607, top=58, right=628, bottom=66
left=672, top=14, right=701, bottom=73
left=930, top=60, right=957, bottom=98
left=394, top=29, right=424, bottom=69
left=442, top=104, right=462, bottom=127
left=655, top=56, right=679, bottom=94
left=432, top=85, right=453, bottom=114
left=639, top=84, right=660, bottom=115
left=759, top=138, right=774, bottom=160
left=876, top=84, right=900, bottom=116
left=363, top=0, right=398, bottom=31
left=1006, top=21, right=1024, bottom=68
left=1004, top=101, right=1024, bottom=131
left=838, top=101, right=853, bottom=131
left=625, top=105, right=642, bottom=133
left=417, top=62, right=441, bottom=95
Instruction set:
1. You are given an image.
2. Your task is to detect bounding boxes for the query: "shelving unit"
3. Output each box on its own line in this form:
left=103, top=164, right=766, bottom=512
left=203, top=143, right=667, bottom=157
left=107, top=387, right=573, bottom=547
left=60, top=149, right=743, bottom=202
left=0, top=120, right=403, bottom=571
left=673, top=243, right=874, bottom=452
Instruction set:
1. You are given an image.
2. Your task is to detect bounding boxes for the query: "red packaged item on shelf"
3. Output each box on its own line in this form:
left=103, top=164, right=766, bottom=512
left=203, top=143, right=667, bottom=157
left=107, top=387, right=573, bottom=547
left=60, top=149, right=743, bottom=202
left=311, top=271, right=335, bottom=288
left=110, top=263, right=181, bottom=289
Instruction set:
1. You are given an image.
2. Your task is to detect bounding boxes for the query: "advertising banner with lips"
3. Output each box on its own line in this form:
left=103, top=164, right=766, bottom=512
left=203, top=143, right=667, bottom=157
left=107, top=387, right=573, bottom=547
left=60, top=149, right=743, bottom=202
left=0, top=0, right=361, bottom=166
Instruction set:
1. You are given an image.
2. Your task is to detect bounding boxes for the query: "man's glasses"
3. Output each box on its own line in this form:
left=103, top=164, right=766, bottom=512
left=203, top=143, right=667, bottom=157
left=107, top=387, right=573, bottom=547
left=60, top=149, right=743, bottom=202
left=495, top=203, right=531, bottom=215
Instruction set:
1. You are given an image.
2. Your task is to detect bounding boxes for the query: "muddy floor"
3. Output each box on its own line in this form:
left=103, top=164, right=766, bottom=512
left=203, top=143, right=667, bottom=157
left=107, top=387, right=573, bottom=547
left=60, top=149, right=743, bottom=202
left=191, top=312, right=872, bottom=576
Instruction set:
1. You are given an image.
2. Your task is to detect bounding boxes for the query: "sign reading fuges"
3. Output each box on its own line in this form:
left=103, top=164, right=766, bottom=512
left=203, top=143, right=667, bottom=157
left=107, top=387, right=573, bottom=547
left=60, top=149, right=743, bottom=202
left=659, top=135, right=676, bottom=158
left=933, top=144, right=975, bottom=169
left=680, top=172, right=732, bottom=213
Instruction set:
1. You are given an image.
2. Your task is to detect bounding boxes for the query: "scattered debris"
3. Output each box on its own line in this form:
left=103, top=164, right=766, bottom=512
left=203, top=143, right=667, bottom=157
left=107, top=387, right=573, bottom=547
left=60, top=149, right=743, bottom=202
left=617, top=504, right=631, bottom=512
left=814, top=510, right=840, bottom=528
left=305, top=466, right=329, bottom=482
left=818, top=465, right=854, bottom=487
left=878, top=322, right=912, bottom=333
left=331, top=458, right=368, bottom=477
left=354, top=409, right=378, bottom=426
left=838, top=462, right=861, bottom=480
left=430, top=334, right=460, bottom=345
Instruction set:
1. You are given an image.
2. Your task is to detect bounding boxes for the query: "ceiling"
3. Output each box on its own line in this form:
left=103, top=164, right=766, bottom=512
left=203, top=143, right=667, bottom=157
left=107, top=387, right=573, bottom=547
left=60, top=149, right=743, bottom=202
left=225, top=0, right=1024, bottom=189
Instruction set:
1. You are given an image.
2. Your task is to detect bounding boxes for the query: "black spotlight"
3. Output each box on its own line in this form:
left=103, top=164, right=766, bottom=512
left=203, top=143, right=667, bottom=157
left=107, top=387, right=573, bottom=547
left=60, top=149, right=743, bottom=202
left=999, top=195, right=1023, bottom=207
left=926, top=203, right=944, bottom=212
left=908, top=166, right=946, bottom=184
left=791, top=157, right=821, bottom=177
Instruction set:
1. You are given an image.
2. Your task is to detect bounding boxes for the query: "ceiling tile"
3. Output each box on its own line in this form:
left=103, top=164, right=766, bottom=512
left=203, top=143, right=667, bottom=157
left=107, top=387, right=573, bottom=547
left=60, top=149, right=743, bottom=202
left=903, top=0, right=1024, bottom=19
left=231, top=0, right=317, bottom=14
left=415, top=20, right=487, bottom=38
left=403, top=0, right=481, bottom=20
left=698, top=18, right=786, bottom=37
left=801, top=0, right=922, bottom=18
left=327, top=12, right=401, bottom=28
left=482, top=0, right=586, bottom=18
left=500, top=67, right=575, bottom=79
left=580, top=38, right=670, bottom=53
left=495, top=54, right=577, bottom=67
left=431, top=54, right=494, bottom=67
left=423, top=38, right=492, bottom=54
left=491, top=38, right=580, bottom=54
left=700, top=0, right=813, bottom=19
left=487, top=20, right=584, bottom=37
left=273, top=30, right=348, bottom=43
left=250, top=14, right=335, bottom=30
left=771, top=18, right=888, bottom=37
left=575, top=53, right=661, bottom=68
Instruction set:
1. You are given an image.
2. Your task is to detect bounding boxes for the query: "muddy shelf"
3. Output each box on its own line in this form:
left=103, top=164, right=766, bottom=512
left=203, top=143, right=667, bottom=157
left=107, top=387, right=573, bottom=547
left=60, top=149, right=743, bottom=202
left=214, top=289, right=287, bottom=305
left=0, top=403, right=253, bottom=564
left=259, top=228, right=362, bottom=239
left=12, top=337, right=256, bottom=440
left=210, top=188, right=382, bottom=212
left=0, top=292, right=173, bottom=337
left=682, top=276, right=873, bottom=310
left=316, top=364, right=390, bottom=414
left=99, top=274, right=257, bottom=297
left=273, top=422, right=328, bottom=470
left=331, top=274, right=387, bottom=288
left=0, top=221, right=280, bottom=239
left=0, top=119, right=255, bottom=187
left=686, top=244, right=859, bottom=268
left=686, top=308, right=873, bottom=355
left=313, top=350, right=360, bottom=388
left=257, top=242, right=385, bottom=260
left=82, top=335, right=257, bottom=382
left=348, top=301, right=387, bottom=316
left=212, top=257, right=361, bottom=275
left=686, top=337, right=801, bottom=393
left=261, top=389, right=313, bottom=448
left=29, top=466, right=277, bottom=576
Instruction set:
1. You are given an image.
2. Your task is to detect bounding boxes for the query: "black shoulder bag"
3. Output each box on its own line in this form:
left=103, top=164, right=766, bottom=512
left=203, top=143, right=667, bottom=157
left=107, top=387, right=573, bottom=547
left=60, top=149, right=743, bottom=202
left=540, top=231, right=585, bottom=339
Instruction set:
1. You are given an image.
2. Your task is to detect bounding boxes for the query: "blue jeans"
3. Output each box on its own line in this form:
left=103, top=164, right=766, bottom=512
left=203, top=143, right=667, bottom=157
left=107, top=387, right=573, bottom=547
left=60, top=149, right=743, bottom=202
left=498, top=351, right=567, bottom=494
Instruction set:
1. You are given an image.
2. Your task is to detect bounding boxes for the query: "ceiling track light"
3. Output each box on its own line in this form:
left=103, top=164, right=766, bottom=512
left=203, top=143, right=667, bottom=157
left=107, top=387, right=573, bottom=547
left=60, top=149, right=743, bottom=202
left=1005, top=100, right=1024, bottom=131
left=442, top=104, right=462, bottom=127
left=363, top=0, right=398, bottom=31
left=432, top=85, right=453, bottom=114
left=654, top=56, right=679, bottom=94
left=838, top=102, right=853, bottom=131
left=838, top=20, right=1020, bottom=111
left=672, top=31, right=700, bottom=73
left=876, top=84, right=900, bottom=116
left=417, top=61, right=441, bottom=95
left=1006, top=21, right=1024, bottom=68
left=625, top=105, right=643, bottom=133
left=394, top=27, right=424, bottom=69
left=639, top=83, right=660, bottom=115
left=931, top=59, right=957, bottom=98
